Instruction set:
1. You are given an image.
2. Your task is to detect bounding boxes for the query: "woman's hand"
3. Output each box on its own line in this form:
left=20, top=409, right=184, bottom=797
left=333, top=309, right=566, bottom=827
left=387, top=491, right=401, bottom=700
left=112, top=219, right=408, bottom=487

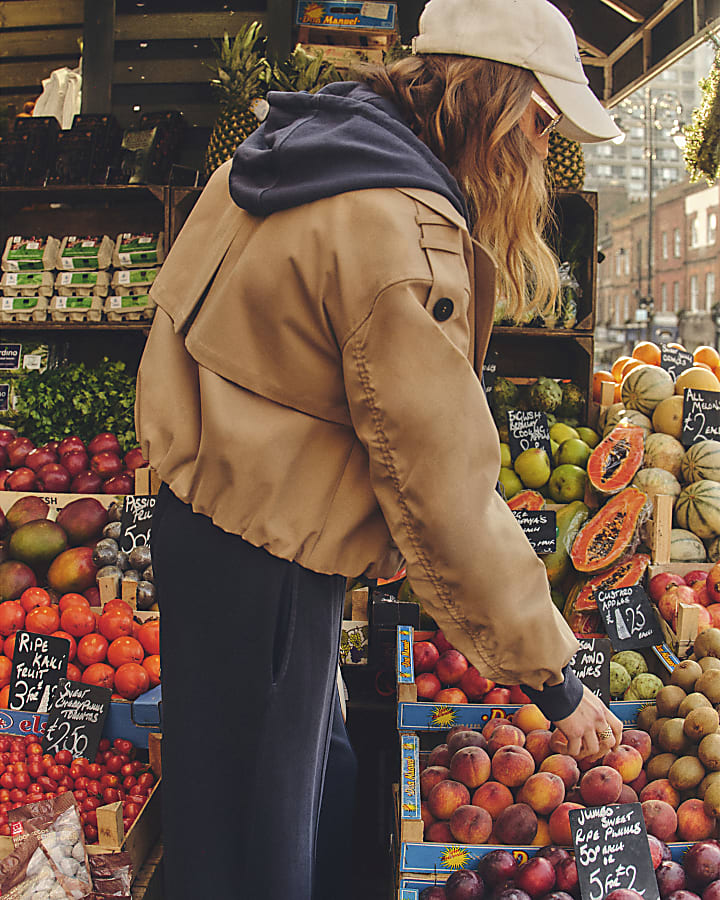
left=552, top=685, right=623, bottom=759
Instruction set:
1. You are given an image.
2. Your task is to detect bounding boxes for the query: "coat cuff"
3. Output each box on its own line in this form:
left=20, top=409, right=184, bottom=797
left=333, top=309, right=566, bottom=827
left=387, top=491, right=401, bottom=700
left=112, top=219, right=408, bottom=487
left=521, top=666, right=584, bottom=722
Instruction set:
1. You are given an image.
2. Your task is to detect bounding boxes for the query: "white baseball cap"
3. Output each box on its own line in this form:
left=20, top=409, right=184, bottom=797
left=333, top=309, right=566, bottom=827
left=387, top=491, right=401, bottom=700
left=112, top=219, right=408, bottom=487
left=412, top=0, right=621, bottom=143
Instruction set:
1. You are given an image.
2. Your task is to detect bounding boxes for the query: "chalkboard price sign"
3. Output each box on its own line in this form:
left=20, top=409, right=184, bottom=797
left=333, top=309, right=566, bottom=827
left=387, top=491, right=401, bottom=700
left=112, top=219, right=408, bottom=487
left=42, top=678, right=111, bottom=760
left=512, top=510, right=557, bottom=554
left=482, top=349, right=498, bottom=399
left=597, top=584, right=664, bottom=651
left=569, top=637, right=611, bottom=705
left=507, top=410, right=552, bottom=462
left=570, top=803, right=660, bottom=900
left=682, top=387, right=720, bottom=446
left=661, top=344, right=694, bottom=381
left=8, top=632, right=70, bottom=714
left=119, top=495, right=156, bottom=553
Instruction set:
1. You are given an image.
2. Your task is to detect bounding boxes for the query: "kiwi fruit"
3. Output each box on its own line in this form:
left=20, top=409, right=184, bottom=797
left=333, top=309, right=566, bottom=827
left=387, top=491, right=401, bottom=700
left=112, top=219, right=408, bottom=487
left=705, top=780, right=720, bottom=816
left=671, top=659, right=703, bottom=692
left=649, top=717, right=670, bottom=746
left=655, top=685, right=687, bottom=718
left=658, top=717, right=692, bottom=755
left=685, top=706, right=720, bottom=742
left=697, top=668, right=720, bottom=704
left=695, top=628, right=720, bottom=659
left=678, top=692, right=714, bottom=717
left=646, top=752, right=678, bottom=780
left=699, top=733, right=720, bottom=771
left=637, top=705, right=660, bottom=733
left=701, top=770, right=720, bottom=800
left=668, top=754, right=706, bottom=790
left=700, top=656, right=720, bottom=672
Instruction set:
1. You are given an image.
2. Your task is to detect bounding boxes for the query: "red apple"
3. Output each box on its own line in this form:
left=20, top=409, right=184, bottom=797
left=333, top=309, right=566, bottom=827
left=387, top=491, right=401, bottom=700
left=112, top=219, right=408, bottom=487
left=123, top=447, right=147, bottom=472
left=43, top=441, right=59, bottom=454
left=0, top=446, right=7, bottom=469
left=649, top=573, right=685, bottom=603
left=24, top=446, right=58, bottom=472
left=6, top=467, right=38, bottom=491
left=102, top=474, right=133, bottom=494
left=61, top=451, right=89, bottom=477
left=432, top=630, right=454, bottom=653
left=88, top=433, right=121, bottom=456
left=90, top=452, right=122, bottom=480
left=413, top=640, right=440, bottom=674
left=686, top=571, right=711, bottom=607
left=71, top=471, right=103, bottom=494
left=57, top=436, right=86, bottom=456
left=36, top=463, right=71, bottom=492
left=0, top=470, right=12, bottom=490
left=509, top=684, right=532, bottom=704
left=459, top=667, right=496, bottom=702
left=483, top=687, right=513, bottom=704
left=0, top=431, right=15, bottom=450
left=6, top=437, right=34, bottom=468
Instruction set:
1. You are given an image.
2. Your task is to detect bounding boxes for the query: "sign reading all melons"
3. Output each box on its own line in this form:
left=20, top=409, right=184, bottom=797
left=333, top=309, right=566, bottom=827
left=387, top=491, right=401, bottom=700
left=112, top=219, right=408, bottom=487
left=682, top=387, right=720, bottom=446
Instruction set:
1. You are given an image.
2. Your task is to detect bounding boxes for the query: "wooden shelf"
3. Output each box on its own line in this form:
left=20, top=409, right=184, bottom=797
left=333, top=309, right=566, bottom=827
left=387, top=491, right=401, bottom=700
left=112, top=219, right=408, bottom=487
left=492, top=326, right=593, bottom=338
left=0, top=321, right=151, bottom=332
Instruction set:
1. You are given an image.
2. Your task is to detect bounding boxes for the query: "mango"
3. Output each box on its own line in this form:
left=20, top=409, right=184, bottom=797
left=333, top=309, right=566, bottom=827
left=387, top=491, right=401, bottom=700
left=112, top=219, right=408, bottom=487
left=47, top=546, right=98, bottom=594
left=8, top=520, right=67, bottom=572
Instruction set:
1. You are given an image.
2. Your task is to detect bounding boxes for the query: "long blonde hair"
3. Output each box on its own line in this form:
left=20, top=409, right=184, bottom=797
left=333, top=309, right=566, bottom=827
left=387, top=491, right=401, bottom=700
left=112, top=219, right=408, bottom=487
left=358, top=55, right=559, bottom=320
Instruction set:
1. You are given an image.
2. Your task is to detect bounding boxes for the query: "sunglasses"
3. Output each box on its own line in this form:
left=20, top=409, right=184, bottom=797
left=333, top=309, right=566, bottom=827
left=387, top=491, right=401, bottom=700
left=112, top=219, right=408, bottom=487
left=531, top=91, right=563, bottom=137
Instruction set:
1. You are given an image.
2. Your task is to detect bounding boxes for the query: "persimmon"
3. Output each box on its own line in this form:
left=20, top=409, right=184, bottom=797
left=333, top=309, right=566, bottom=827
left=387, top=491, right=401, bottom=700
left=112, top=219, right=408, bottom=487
left=142, top=655, right=161, bottom=687
left=82, top=663, right=114, bottom=691
left=58, top=593, right=90, bottom=614
left=632, top=341, right=661, bottom=366
left=0, top=658, right=12, bottom=690
left=107, top=636, right=144, bottom=669
left=77, top=634, right=108, bottom=667
left=50, top=631, right=76, bottom=662
left=98, top=612, right=133, bottom=642
left=0, top=686, right=10, bottom=709
left=60, top=606, right=96, bottom=639
left=611, top=356, right=632, bottom=382
left=136, top=620, right=159, bottom=656
left=592, top=370, right=615, bottom=403
left=114, top=663, right=150, bottom=701
left=695, top=345, right=720, bottom=369
left=24, top=606, right=59, bottom=636
left=18, top=588, right=51, bottom=614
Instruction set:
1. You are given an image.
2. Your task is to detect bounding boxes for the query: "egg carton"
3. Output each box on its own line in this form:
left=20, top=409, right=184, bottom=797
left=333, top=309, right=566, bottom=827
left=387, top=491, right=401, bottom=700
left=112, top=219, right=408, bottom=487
left=113, top=233, right=164, bottom=268
left=2, top=236, right=60, bottom=273
left=1, top=271, right=54, bottom=298
left=103, top=293, right=156, bottom=322
left=110, top=266, right=159, bottom=293
left=49, top=295, right=103, bottom=322
left=58, top=234, right=114, bottom=271
left=54, top=270, right=110, bottom=297
left=0, top=296, right=49, bottom=323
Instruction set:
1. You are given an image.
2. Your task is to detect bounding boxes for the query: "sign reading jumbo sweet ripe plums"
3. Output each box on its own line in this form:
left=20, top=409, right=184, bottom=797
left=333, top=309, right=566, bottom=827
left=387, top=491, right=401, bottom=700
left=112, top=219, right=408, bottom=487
left=8, top=631, right=70, bottom=714
left=569, top=637, right=611, bottom=705
left=570, top=803, right=659, bottom=900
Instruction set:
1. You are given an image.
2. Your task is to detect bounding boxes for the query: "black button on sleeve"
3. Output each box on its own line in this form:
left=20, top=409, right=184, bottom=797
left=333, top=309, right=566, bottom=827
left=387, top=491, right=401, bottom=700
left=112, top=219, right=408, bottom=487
left=433, top=298, right=454, bottom=321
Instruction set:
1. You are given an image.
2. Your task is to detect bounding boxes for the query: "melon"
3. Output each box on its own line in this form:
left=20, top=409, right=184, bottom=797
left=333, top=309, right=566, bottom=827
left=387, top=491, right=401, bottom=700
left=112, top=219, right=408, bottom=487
left=675, top=367, right=720, bottom=395
left=670, top=528, right=707, bottom=562
left=599, top=402, right=626, bottom=434
left=587, top=425, right=644, bottom=494
left=632, top=467, right=681, bottom=503
left=621, top=364, right=675, bottom=415
left=708, top=536, right=720, bottom=563
left=675, top=479, right=720, bottom=540
left=652, top=394, right=684, bottom=440
left=507, top=490, right=545, bottom=511
left=603, top=410, right=653, bottom=439
left=570, top=485, right=650, bottom=573
left=681, top=440, right=720, bottom=484
left=643, top=433, right=686, bottom=480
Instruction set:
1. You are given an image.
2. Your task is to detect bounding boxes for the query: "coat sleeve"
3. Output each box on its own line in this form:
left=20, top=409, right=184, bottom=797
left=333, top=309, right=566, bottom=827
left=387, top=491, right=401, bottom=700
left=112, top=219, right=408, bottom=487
left=341, top=276, right=580, bottom=692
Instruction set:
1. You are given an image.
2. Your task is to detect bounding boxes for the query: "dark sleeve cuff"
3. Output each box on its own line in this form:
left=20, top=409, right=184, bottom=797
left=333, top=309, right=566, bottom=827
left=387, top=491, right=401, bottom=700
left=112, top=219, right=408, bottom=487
left=521, top=666, right=584, bottom=722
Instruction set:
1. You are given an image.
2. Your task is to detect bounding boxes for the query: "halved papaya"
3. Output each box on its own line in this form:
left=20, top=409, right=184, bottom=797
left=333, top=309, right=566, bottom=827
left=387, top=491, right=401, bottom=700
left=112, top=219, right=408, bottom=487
left=572, top=553, right=651, bottom=611
left=570, top=485, right=649, bottom=573
left=507, top=490, right=545, bottom=511
left=586, top=425, right=645, bottom=495
left=541, top=500, right=589, bottom=587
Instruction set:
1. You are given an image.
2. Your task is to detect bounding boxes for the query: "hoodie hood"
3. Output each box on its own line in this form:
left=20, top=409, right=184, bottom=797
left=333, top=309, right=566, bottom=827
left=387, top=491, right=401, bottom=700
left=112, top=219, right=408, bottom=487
left=229, top=81, right=467, bottom=220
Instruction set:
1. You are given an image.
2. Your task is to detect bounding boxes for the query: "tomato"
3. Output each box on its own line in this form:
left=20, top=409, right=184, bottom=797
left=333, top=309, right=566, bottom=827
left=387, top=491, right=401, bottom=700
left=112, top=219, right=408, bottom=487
left=27, top=760, right=44, bottom=779
left=136, top=620, right=159, bottom=656
left=86, top=763, right=102, bottom=780
left=122, top=776, right=137, bottom=792
left=98, top=738, right=110, bottom=753
left=113, top=738, right=133, bottom=756
left=136, top=772, right=155, bottom=792
left=47, top=765, right=67, bottom=782
left=0, top=773, right=13, bottom=790
left=107, top=636, right=144, bottom=668
left=82, top=662, right=115, bottom=691
left=0, top=739, right=9, bottom=754
left=0, top=602, right=24, bottom=637
left=41, top=754, right=54, bottom=770
left=77, top=633, right=108, bottom=667
left=142, top=654, right=161, bottom=688
left=59, top=593, right=91, bottom=614
left=105, top=756, right=124, bottom=774
left=98, top=612, right=134, bottom=642
left=2, top=637, right=14, bottom=662
left=104, top=599, right=134, bottom=616
left=50, top=632, right=76, bottom=662
left=37, top=776, right=57, bottom=793
left=69, top=760, right=87, bottom=779
left=100, top=773, right=120, bottom=788
left=19, top=588, right=51, bottom=614
left=123, top=800, right=142, bottom=820
left=59, top=776, right=73, bottom=789
left=26, top=742, right=42, bottom=756
left=24, top=605, right=60, bottom=635
left=9, top=789, right=25, bottom=804
left=0, top=657, right=11, bottom=691
left=60, top=606, right=96, bottom=639
left=73, top=789, right=88, bottom=803
left=66, top=663, right=82, bottom=682
left=87, top=780, right=101, bottom=797
left=74, top=776, right=89, bottom=791
left=114, top=663, right=150, bottom=701
left=54, top=749, right=73, bottom=767
left=83, top=809, right=98, bottom=826
left=57, top=785, right=70, bottom=794
left=84, top=823, right=98, bottom=843
left=13, top=772, right=30, bottom=791
left=103, top=788, right=121, bottom=804
left=0, top=824, right=11, bottom=837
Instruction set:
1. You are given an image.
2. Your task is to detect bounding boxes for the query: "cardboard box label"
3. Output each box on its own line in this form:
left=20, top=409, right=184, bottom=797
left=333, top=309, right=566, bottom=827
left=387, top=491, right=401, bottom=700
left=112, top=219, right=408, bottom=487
left=400, top=734, right=421, bottom=820
left=397, top=624, right=414, bottom=684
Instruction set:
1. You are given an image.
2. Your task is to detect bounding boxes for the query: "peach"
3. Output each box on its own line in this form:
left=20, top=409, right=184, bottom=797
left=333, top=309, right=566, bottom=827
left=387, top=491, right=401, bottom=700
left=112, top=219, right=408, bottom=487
left=540, top=754, right=580, bottom=790
left=459, top=666, right=496, bottom=701
left=483, top=687, right=512, bottom=704
left=433, top=630, right=454, bottom=653
left=515, top=856, right=556, bottom=898
left=532, top=818, right=551, bottom=847
left=436, top=650, right=469, bottom=685
left=517, top=772, right=566, bottom=816
left=628, top=769, right=648, bottom=795
left=428, top=744, right=451, bottom=768
left=413, top=640, right=440, bottom=674
left=472, top=781, right=514, bottom=819
left=449, top=746, right=492, bottom=790
left=494, top=802, right=538, bottom=845
left=512, top=704, right=551, bottom=735
left=421, top=801, right=436, bottom=829
left=676, top=798, right=716, bottom=842
left=491, top=746, right=536, bottom=788
left=415, top=672, right=442, bottom=700
left=420, top=765, right=449, bottom=800
left=603, top=745, right=644, bottom=783
left=447, top=730, right=487, bottom=756
left=549, top=729, right=570, bottom=754
left=708, top=604, right=720, bottom=629
left=621, top=729, right=652, bottom=763
left=425, top=820, right=454, bottom=842
left=548, top=802, right=585, bottom=846
left=449, top=804, right=493, bottom=844
left=641, top=799, right=678, bottom=841
left=525, top=730, right=554, bottom=766
left=640, top=778, right=681, bottom=810
left=483, top=717, right=510, bottom=740
left=435, top=688, right=468, bottom=704
left=509, top=685, right=532, bottom=704
left=618, top=784, right=639, bottom=804
left=427, top=778, right=471, bottom=820
left=579, top=766, right=623, bottom=805
left=487, top=723, right=527, bottom=755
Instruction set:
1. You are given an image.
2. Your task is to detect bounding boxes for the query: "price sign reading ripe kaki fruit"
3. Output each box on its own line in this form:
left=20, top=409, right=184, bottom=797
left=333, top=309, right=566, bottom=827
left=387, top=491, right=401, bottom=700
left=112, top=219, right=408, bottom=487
left=570, top=803, right=660, bottom=900
left=42, top=678, right=111, bottom=761
left=119, top=495, right=156, bottom=554
left=8, top=631, right=70, bottom=714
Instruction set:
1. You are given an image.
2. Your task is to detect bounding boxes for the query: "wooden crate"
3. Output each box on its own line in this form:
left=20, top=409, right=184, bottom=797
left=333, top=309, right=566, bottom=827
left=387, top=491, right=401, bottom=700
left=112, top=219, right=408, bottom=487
left=131, top=841, right=164, bottom=900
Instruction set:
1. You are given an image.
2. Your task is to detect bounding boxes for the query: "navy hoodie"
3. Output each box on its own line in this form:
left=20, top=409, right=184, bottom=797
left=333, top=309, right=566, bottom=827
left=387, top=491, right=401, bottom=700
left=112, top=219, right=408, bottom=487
left=228, top=80, right=583, bottom=723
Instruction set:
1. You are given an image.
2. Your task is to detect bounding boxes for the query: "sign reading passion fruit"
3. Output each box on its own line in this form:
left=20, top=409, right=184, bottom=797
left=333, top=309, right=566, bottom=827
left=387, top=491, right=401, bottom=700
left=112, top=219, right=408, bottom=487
left=681, top=387, right=720, bottom=446
left=596, top=584, right=663, bottom=651
left=119, top=495, right=156, bottom=553
left=511, top=509, right=556, bottom=554
left=661, top=344, right=694, bottom=381
left=569, top=637, right=611, bottom=705
left=8, top=631, right=70, bottom=714
left=507, top=410, right=552, bottom=462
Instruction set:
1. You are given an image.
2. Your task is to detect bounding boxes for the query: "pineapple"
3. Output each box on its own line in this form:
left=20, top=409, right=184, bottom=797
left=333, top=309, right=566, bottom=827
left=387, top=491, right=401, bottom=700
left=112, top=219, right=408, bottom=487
left=204, top=22, right=271, bottom=177
left=269, top=44, right=342, bottom=93
left=545, top=131, right=585, bottom=190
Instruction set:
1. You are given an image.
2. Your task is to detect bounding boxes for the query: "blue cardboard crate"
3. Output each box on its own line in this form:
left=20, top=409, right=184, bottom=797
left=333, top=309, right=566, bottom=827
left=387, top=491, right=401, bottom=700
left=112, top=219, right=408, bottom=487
left=295, top=0, right=397, bottom=30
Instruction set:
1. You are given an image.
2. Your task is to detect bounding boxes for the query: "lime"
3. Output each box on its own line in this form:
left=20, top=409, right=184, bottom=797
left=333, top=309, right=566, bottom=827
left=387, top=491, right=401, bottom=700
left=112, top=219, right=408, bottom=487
left=548, top=464, right=587, bottom=502
left=549, top=422, right=579, bottom=445
left=550, top=439, right=559, bottom=464
left=557, top=438, right=592, bottom=469
left=500, top=443, right=512, bottom=468
left=576, top=426, right=600, bottom=449
left=498, top=467, right=523, bottom=499
left=514, top=448, right=551, bottom=489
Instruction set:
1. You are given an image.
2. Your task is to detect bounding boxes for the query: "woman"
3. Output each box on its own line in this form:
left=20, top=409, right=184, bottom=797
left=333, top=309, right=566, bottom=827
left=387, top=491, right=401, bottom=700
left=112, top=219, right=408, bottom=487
left=136, top=0, right=623, bottom=897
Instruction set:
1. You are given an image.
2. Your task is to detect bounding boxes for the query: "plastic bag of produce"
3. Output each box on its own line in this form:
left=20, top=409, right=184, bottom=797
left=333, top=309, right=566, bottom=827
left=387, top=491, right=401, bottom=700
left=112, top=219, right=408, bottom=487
left=88, top=851, right=132, bottom=899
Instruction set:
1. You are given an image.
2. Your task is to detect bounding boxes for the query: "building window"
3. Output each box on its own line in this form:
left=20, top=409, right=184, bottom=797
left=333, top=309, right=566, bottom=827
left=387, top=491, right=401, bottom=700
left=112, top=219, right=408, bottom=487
left=691, top=275, right=699, bottom=311
left=614, top=297, right=622, bottom=326
left=630, top=126, right=644, bottom=140
left=661, top=282, right=668, bottom=312
left=597, top=164, right=612, bottom=177
left=673, top=281, right=680, bottom=311
left=662, top=232, right=668, bottom=259
left=709, top=213, right=718, bottom=244
left=624, top=252, right=630, bottom=275
left=674, top=228, right=682, bottom=257
left=630, top=166, right=646, bottom=179
left=616, top=250, right=623, bottom=276
left=631, top=146, right=643, bottom=159
left=624, top=294, right=630, bottom=322
left=707, top=272, right=716, bottom=310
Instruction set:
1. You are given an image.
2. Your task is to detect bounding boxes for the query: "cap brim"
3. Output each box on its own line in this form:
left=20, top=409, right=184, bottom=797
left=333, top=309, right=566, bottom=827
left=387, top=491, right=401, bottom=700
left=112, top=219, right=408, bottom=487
left=536, top=71, right=621, bottom=143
